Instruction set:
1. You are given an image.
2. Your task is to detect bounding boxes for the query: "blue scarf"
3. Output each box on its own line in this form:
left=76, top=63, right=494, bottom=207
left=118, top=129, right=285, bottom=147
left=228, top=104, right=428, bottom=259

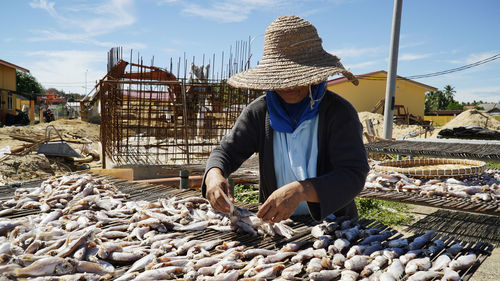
left=266, top=81, right=326, bottom=133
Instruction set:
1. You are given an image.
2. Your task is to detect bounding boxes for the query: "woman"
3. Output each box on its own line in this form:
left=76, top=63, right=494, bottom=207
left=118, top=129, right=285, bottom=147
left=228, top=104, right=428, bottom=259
left=201, top=15, right=369, bottom=222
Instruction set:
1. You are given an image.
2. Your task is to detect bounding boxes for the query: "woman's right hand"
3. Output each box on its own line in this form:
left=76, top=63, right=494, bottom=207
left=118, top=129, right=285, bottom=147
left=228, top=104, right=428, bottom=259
left=205, top=168, right=233, bottom=214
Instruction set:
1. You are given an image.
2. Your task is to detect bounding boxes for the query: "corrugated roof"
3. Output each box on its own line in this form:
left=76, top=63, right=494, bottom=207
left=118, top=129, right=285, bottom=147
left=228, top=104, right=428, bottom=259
left=0, top=59, right=29, bottom=73
left=328, top=70, right=437, bottom=91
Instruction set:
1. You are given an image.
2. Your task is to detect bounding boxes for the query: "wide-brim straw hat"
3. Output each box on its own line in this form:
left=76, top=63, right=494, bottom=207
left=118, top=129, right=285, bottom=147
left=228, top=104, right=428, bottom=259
left=227, top=15, right=359, bottom=90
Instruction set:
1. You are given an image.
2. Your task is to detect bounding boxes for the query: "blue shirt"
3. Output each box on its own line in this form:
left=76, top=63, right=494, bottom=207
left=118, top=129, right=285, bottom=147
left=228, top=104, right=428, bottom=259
left=273, top=114, right=319, bottom=215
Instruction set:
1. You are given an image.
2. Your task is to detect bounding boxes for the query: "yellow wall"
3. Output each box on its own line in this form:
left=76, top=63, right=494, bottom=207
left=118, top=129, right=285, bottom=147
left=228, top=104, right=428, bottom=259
left=0, top=65, right=16, bottom=91
left=327, top=72, right=430, bottom=117
left=0, top=65, right=18, bottom=116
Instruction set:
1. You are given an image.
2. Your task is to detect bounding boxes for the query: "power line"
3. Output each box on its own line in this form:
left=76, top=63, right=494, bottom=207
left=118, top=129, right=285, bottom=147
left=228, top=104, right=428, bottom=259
left=407, top=53, right=500, bottom=79
left=356, top=53, right=500, bottom=81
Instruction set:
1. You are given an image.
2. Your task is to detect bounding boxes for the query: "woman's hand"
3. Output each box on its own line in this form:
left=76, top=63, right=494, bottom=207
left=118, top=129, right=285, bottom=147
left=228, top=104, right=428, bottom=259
left=205, top=168, right=233, bottom=214
left=257, top=180, right=318, bottom=223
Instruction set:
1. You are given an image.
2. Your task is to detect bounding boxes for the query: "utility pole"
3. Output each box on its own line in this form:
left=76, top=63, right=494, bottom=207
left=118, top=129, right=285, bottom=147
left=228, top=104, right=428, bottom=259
left=85, top=69, right=88, bottom=95
left=382, top=0, right=403, bottom=139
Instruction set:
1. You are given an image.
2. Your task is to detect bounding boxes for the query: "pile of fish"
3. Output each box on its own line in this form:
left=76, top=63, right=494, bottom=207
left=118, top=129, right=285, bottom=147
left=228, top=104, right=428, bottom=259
left=0, top=174, right=294, bottom=280
left=0, top=174, right=482, bottom=280
left=364, top=169, right=500, bottom=202
left=302, top=219, right=478, bottom=281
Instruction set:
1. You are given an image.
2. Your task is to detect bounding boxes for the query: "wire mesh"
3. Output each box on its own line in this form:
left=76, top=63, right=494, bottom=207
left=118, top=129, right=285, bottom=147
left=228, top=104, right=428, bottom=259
left=100, top=61, right=262, bottom=166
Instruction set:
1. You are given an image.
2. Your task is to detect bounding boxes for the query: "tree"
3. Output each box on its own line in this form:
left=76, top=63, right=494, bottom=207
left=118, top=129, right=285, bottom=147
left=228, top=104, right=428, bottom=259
left=425, top=85, right=462, bottom=113
left=16, top=71, right=44, bottom=96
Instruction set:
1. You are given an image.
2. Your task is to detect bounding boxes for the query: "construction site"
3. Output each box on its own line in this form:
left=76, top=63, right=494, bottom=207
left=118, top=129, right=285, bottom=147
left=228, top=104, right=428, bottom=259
left=0, top=46, right=500, bottom=280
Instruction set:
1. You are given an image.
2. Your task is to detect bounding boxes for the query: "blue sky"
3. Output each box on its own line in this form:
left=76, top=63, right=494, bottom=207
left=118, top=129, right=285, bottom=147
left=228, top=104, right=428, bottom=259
left=2, top=0, right=499, bottom=102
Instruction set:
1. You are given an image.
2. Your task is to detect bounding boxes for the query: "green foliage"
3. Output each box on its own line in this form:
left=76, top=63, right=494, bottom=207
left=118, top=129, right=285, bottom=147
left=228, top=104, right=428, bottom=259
left=233, top=184, right=258, bottom=203
left=425, top=85, right=463, bottom=113
left=486, top=161, right=500, bottom=169
left=16, top=71, right=44, bottom=95
left=446, top=100, right=464, bottom=110
left=355, top=198, right=413, bottom=226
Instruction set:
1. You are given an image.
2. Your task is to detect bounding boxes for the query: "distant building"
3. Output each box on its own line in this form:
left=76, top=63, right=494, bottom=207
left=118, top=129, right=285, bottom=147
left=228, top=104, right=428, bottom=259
left=0, top=59, right=34, bottom=124
left=479, top=103, right=500, bottom=116
left=327, top=70, right=437, bottom=117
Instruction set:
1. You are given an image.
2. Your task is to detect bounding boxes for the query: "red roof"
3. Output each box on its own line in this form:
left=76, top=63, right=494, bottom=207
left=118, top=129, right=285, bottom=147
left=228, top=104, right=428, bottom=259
left=0, top=59, right=29, bottom=73
left=327, top=70, right=437, bottom=91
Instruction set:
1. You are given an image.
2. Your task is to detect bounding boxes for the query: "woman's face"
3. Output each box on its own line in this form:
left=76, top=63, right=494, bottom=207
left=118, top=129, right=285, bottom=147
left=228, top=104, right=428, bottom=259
left=276, top=85, right=309, bottom=104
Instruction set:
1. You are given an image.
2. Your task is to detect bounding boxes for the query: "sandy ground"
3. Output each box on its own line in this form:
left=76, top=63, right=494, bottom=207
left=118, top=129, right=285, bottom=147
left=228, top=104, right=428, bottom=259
left=0, top=119, right=101, bottom=185
left=394, top=204, right=500, bottom=281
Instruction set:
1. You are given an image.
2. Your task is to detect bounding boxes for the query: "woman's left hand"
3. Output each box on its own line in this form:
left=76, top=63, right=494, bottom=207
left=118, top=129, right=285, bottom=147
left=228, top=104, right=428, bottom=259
left=257, top=180, right=317, bottom=223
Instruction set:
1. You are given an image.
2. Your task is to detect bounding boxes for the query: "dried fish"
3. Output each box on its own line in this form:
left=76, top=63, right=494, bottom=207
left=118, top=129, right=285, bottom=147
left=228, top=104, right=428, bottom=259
left=449, top=253, right=476, bottom=271
left=429, top=254, right=451, bottom=271
left=405, top=257, right=431, bottom=274
left=280, top=262, right=303, bottom=279
left=132, top=266, right=185, bottom=281
left=344, top=255, right=369, bottom=272
left=340, top=269, right=359, bottom=281
left=76, top=260, right=114, bottom=275
left=407, top=270, right=442, bottom=281
left=446, top=243, right=464, bottom=256
left=12, top=257, right=74, bottom=277
left=126, top=253, right=156, bottom=273
left=441, top=267, right=460, bottom=281
left=329, top=238, right=350, bottom=254
left=309, top=269, right=341, bottom=281
left=386, top=259, right=405, bottom=279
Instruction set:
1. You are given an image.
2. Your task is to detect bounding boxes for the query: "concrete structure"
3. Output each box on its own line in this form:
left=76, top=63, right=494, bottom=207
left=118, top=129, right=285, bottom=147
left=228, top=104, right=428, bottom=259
left=0, top=59, right=33, bottom=124
left=327, top=70, right=437, bottom=117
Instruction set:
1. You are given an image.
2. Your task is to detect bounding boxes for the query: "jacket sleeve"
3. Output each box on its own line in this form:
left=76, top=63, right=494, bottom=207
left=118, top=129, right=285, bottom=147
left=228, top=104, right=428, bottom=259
left=307, top=103, right=370, bottom=220
left=201, top=102, right=262, bottom=197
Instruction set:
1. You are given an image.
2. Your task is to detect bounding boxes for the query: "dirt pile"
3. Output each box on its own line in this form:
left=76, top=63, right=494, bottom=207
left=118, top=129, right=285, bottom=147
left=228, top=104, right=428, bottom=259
left=430, top=109, right=500, bottom=138
left=358, top=112, right=428, bottom=141
left=0, top=119, right=101, bottom=185
left=0, top=155, right=55, bottom=185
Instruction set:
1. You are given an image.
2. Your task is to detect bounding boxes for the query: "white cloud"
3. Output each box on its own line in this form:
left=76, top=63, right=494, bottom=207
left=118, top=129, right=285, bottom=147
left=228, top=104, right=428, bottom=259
left=347, top=60, right=378, bottom=70
left=183, top=2, right=250, bottom=23
left=157, top=0, right=180, bottom=4
left=464, top=51, right=499, bottom=64
left=331, top=46, right=385, bottom=59
left=81, top=0, right=135, bottom=35
left=398, top=53, right=431, bottom=61
left=399, top=41, right=426, bottom=49
left=29, top=0, right=57, bottom=17
left=448, top=51, right=499, bottom=65
left=176, top=0, right=294, bottom=22
left=456, top=86, right=500, bottom=103
left=28, top=0, right=137, bottom=45
left=26, top=50, right=107, bottom=95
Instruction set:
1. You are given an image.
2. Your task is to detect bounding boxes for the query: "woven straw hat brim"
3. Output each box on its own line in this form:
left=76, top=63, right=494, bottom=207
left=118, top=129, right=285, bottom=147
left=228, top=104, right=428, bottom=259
left=226, top=15, right=358, bottom=90
left=227, top=53, right=358, bottom=90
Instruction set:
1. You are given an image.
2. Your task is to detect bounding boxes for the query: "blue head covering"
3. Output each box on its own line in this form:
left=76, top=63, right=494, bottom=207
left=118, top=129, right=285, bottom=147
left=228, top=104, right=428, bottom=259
left=266, top=81, right=326, bottom=133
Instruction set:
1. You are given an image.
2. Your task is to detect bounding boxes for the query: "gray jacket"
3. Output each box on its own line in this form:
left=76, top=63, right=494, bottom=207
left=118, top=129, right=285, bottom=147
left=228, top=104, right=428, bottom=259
left=201, top=91, right=369, bottom=220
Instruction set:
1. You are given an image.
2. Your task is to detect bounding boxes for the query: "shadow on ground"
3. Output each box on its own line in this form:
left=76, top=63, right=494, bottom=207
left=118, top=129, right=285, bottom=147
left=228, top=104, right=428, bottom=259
left=406, top=209, right=500, bottom=246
